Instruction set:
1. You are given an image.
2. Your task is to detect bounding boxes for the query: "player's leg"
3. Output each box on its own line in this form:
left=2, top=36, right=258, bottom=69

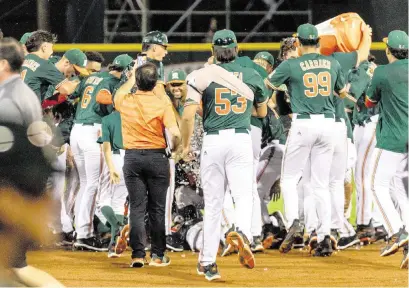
left=250, top=125, right=263, bottom=251
left=198, top=134, right=226, bottom=279
left=75, top=125, right=103, bottom=245
left=219, top=192, right=237, bottom=257
left=388, top=155, right=409, bottom=228
left=279, top=119, right=313, bottom=253
left=329, top=122, right=347, bottom=244
left=370, top=148, right=408, bottom=257
left=300, top=160, right=317, bottom=239
left=225, top=131, right=255, bottom=268
left=310, top=119, right=335, bottom=256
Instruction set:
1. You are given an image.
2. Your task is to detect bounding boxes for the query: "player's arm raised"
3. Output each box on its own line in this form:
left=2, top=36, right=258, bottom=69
left=356, top=24, right=373, bottom=66
left=365, top=66, right=382, bottom=108
left=164, top=103, right=181, bottom=153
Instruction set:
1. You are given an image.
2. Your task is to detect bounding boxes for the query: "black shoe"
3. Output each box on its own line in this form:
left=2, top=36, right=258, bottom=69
left=279, top=219, right=303, bottom=253
left=371, top=225, right=388, bottom=243
left=356, top=220, right=375, bottom=244
left=73, top=237, right=108, bottom=252
left=166, top=235, right=184, bottom=252
left=197, top=263, right=221, bottom=281
left=313, top=235, right=333, bottom=257
left=250, top=236, right=264, bottom=253
left=55, top=232, right=75, bottom=247
left=338, top=235, right=360, bottom=250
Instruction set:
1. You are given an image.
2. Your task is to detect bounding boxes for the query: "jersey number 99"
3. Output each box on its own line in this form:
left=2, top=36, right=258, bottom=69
left=303, top=71, right=331, bottom=98
left=81, top=86, right=94, bottom=109
left=215, top=88, right=247, bottom=116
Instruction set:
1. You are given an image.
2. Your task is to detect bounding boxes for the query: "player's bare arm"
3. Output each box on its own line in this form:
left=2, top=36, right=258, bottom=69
left=180, top=104, right=198, bottom=161
left=356, top=24, right=373, bottom=65
left=102, top=142, right=120, bottom=184
left=57, top=78, right=80, bottom=96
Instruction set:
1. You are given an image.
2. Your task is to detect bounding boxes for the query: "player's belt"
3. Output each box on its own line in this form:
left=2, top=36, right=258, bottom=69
left=335, top=117, right=342, bottom=122
left=113, top=150, right=120, bottom=155
left=205, top=128, right=249, bottom=135
left=295, top=113, right=334, bottom=120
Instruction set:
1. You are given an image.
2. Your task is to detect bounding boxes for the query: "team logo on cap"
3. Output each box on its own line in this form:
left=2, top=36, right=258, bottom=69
left=172, top=72, right=178, bottom=79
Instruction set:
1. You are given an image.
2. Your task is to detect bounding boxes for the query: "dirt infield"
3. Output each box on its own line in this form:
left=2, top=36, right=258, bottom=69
left=27, top=243, right=408, bottom=287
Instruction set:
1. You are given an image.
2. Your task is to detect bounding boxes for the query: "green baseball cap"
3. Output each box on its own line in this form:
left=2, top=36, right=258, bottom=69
left=212, top=29, right=237, bottom=48
left=142, top=31, right=169, bottom=46
left=383, top=30, right=408, bottom=49
left=64, top=49, right=89, bottom=76
left=112, top=54, right=133, bottom=69
left=254, top=51, right=274, bottom=66
left=167, top=69, right=186, bottom=84
left=296, top=23, right=319, bottom=40
left=19, top=32, right=33, bottom=45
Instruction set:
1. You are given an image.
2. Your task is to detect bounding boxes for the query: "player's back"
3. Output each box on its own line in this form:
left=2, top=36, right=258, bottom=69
left=281, top=53, right=344, bottom=115
left=75, top=71, right=118, bottom=124
left=200, top=62, right=257, bottom=133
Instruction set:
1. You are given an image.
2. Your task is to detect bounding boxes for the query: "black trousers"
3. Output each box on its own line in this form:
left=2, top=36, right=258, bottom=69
left=123, top=149, right=170, bottom=259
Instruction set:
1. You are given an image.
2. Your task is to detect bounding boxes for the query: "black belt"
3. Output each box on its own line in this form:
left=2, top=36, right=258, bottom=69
left=126, top=148, right=166, bottom=154
left=335, top=117, right=342, bottom=122
left=113, top=150, right=120, bottom=155
left=76, top=123, right=95, bottom=126
left=206, top=128, right=249, bottom=135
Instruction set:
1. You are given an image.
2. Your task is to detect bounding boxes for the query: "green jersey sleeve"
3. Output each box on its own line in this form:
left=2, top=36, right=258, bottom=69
left=366, top=66, right=384, bottom=103
left=265, top=61, right=291, bottom=89
left=247, top=73, right=269, bottom=105
left=334, top=60, right=347, bottom=93
left=41, top=62, right=66, bottom=90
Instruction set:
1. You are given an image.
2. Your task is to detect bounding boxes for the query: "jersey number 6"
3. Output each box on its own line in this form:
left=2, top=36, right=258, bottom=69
left=303, top=71, right=331, bottom=98
left=81, top=86, right=94, bottom=109
left=215, top=88, right=247, bottom=116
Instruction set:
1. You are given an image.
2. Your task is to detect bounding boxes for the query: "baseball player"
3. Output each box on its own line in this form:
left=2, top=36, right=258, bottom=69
left=165, top=69, right=188, bottom=251
left=181, top=29, right=268, bottom=281
left=96, top=108, right=128, bottom=258
left=365, top=30, right=408, bottom=269
left=19, top=32, right=32, bottom=56
left=71, top=54, right=132, bottom=251
left=265, top=23, right=347, bottom=256
left=85, top=51, right=105, bottom=74
left=22, top=31, right=84, bottom=102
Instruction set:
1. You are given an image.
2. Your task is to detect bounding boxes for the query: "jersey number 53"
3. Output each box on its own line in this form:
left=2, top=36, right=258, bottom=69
left=214, top=88, right=247, bottom=116
left=303, top=71, right=331, bottom=98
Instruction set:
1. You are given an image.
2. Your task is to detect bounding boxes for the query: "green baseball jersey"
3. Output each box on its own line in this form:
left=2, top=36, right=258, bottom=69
left=74, top=71, right=119, bottom=124
left=367, top=59, right=408, bottom=153
left=100, top=111, right=124, bottom=151
left=266, top=53, right=346, bottom=115
left=234, top=56, right=270, bottom=128
left=21, top=54, right=67, bottom=101
left=185, top=62, right=267, bottom=133
left=261, top=107, right=287, bottom=146
left=350, top=61, right=379, bottom=126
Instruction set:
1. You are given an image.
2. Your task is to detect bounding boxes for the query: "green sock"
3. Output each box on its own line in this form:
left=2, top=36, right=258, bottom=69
left=101, top=206, right=121, bottom=244
left=94, top=215, right=110, bottom=234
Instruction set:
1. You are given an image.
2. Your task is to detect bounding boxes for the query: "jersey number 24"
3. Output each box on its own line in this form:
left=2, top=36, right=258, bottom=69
left=215, top=88, right=247, bottom=116
left=303, top=71, right=331, bottom=98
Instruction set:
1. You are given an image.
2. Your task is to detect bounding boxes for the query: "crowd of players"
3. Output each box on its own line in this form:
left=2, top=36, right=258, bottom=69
left=0, top=18, right=408, bottom=282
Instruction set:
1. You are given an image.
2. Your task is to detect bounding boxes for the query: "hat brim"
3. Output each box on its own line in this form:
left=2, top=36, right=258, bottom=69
left=73, top=65, right=90, bottom=76
left=212, top=43, right=237, bottom=49
left=167, top=80, right=186, bottom=84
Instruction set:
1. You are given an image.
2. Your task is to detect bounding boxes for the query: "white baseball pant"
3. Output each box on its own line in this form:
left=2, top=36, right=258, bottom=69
left=198, top=129, right=253, bottom=266
left=256, top=140, right=284, bottom=225
left=164, top=129, right=176, bottom=235
left=353, top=115, right=383, bottom=227
left=370, top=148, right=408, bottom=237
left=281, top=114, right=334, bottom=242
left=250, top=125, right=262, bottom=238
left=70, top=123, right=102, bottom=239
left=97, top=150, right=128, bottom=215
left=298, top=157, right=317, bottom=234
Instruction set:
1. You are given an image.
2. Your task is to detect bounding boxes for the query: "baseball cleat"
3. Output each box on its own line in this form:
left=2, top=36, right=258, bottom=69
left=356, top=221, right=375, bottom=245
left=262, top=233, right=274, bottom=249
left=313, top=235, right=333, bottom=257
left=226, top=231, right=255, bottom=269
left=250, top=236, right=264, bottom=253
left=371, top=225, right=388, bottom=243
left=381, top=228, right=408, bottom=257
left=149, top=254, right=171, bottom=267
left=166, top=235, right=184, bottom=252
left=279, top=219, right=303, bottom=253
left=400, top=245, right=408, bottom=269
left=197, top=263, right=221, bottom=281
left=73, top=237, right=108, bottom=252
left=115, top=225, right=129, bottom=255
left=337, top=235, right=360, bottom=250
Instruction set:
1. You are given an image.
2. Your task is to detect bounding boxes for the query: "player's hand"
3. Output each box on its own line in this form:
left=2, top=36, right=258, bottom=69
left=270, top=180, right=281, bottom=202
left=361, top=24, right=372, bottom=37
left=109, top=170, right=120, bottom=184
left=181, top=149, right=195, bottom=162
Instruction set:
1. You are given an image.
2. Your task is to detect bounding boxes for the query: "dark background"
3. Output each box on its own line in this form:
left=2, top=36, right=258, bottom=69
left=1, top=0, right=407, bottom=64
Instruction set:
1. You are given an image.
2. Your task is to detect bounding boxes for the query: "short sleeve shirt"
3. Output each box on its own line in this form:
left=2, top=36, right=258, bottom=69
left=21, top=54, right=66, bottom=101
left=101, top=111, right=124, bottom=151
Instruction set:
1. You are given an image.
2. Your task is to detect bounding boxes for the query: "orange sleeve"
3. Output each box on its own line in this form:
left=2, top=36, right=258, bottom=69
left=96, top=89, right=113, bottom=105
left=163, top=104, right=178, bottom=129
left=365, top=96, right=377, bottom=108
